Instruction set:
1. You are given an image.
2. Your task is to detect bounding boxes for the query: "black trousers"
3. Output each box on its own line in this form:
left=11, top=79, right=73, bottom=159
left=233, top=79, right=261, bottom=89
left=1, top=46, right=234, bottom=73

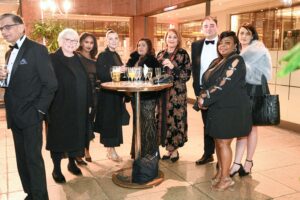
left=11, top=121, right=48, bottom=200
left=201, top=109, right=215, bottom=156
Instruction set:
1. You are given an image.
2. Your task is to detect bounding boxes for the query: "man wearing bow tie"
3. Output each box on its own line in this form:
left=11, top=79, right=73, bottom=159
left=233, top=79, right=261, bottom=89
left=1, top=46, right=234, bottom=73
left=192, top=16, right=218, bottom=165
left=0, top=13, right=57, bottom=200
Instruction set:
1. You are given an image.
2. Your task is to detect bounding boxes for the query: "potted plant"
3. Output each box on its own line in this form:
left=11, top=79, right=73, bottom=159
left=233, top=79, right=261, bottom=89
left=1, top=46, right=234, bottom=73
left=31, top=20, right=64, bottom=52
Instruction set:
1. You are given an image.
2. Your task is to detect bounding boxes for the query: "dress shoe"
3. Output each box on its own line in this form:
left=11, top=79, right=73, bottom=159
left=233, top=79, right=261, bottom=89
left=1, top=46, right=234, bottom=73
left=68, top=163, right=82, bottom=176
left=242, top=159, right=253, bottom=176
left=161, top=154, right=171, bottom=160
left=195, top=155, right=214, bottom=165
left=52, top=171, right=66, bottom=184
left=107, top=152, right=122, bottom=162
left=75, top=158, right=87, bottom=166
left=170, top=151, right=179, bottom=163
left=230, top=162, right=246, bottom=177
left=85, top=157, right=92, bottom=162
left=212, top=177, right=235, bottom=191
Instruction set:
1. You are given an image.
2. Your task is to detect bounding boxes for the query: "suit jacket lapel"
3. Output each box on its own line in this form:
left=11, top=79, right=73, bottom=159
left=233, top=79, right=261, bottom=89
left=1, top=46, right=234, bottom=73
left=10, top=39, right=28, bottom=79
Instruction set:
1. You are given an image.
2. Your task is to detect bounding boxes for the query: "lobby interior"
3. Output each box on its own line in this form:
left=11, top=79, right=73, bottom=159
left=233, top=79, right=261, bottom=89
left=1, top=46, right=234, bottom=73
left=1, top=0, right=300, bottom=199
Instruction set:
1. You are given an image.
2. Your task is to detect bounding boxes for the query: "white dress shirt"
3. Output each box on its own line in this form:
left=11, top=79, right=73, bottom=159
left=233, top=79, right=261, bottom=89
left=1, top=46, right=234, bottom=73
left=6, top=35, right=26, bottom=86
left=200, top=36, right=218, bottom=85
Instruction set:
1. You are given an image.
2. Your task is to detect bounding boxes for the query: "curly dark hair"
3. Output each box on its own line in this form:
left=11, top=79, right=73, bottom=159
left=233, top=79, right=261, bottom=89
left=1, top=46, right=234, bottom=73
left=77, top=32, right=98, bottom=59
left=217, top=31, right=240, bottom=57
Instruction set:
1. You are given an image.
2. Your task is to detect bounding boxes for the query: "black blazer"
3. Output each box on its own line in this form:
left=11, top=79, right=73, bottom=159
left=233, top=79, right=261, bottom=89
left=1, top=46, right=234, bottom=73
left=191, top=39, right=205, bottom=97
left=4, top=38, right=57, bottom=129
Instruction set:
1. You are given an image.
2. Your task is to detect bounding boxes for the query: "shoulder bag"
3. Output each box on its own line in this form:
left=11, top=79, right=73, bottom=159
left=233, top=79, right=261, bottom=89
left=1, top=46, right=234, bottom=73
left=250, top=75, right=280, bottom=126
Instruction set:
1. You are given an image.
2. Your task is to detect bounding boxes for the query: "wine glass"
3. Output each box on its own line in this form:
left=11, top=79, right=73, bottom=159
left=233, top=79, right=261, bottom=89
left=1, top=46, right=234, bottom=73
left=146, top=68, right=153, bottom=82
left=137, top=66, right=143, bottom=82
left=110, top=66, right=114, bottom=80
left=128, top=67, right=135, bottom=82
left=155, top=68, right=161, bottom=79
left=143, top=66, right=148, bottom=81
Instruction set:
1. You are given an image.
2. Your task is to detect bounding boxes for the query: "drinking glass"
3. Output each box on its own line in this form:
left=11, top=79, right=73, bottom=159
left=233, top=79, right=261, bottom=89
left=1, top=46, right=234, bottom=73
left=137, top=66, right=142, bottom=81
left=146, top=68, right=153, bottom=82
left=0, top=64, right=8, bottom=87
left=143, top=66, right=148, bottom=81
left=155, top=68, right=161, bottom=79
left=128, top=67, right=135, bottom=82
left=111, top=66, right=121, bottom=82
left=134, top=67, right=139, bottom=82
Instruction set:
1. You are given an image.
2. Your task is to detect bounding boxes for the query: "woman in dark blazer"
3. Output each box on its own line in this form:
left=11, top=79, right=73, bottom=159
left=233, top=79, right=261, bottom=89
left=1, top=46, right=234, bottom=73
left=94, top=30, right=127, bottom=162
left=198, top=31, right=252, bottom=191
left=47, top=28, right=92, bottom=183
left=126, top=38, right=160, bottom=159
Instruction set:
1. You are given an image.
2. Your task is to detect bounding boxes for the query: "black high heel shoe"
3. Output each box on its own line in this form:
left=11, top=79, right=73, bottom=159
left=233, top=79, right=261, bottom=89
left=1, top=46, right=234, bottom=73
left=241, top=159, right=253, bottom=176
left=170, top=151, right=179, bottom=163
left=162, top=151, right=172, bottom=160
left=230, top=162, right=246, bottom=177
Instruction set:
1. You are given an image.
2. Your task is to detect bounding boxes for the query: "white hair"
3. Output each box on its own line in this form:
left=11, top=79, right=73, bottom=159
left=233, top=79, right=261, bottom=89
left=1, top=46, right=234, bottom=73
left=57, top=28, right=79, bottom=48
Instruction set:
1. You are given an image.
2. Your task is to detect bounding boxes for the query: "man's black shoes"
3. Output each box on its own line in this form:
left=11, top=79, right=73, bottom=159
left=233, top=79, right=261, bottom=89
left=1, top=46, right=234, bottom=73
left=195, top=155, right=214, bottom=165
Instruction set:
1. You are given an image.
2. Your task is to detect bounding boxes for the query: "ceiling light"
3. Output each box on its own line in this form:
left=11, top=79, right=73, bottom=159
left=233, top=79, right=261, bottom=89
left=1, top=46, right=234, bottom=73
left=164, top=5, right=177, bottom=12
left=281, top=0, right=292, bottom=6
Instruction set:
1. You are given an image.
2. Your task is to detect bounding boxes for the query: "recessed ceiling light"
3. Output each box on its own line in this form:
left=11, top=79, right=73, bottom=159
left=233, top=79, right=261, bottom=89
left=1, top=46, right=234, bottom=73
left=164, top=5, right=177, bottom=12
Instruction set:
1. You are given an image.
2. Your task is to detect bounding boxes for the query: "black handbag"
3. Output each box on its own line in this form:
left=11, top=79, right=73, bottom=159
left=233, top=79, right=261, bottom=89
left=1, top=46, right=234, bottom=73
left=152, top=74, right=173, bottom=85
left=250, top=75, right=280, bottom=126
left=132, top=152, right=159, bottom=184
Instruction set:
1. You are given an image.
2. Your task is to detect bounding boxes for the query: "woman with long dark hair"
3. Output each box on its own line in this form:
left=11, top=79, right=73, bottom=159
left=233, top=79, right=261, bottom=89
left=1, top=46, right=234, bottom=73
left=126, top=38, right=160, bottom=158
left=75, top=32, right=98, bottom=165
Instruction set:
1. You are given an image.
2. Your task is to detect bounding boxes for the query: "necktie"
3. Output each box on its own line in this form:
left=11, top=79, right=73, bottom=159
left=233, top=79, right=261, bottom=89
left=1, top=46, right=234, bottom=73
left=205, top=40, right=215, bottom=45
left=9, top=43, right=19, bottom=49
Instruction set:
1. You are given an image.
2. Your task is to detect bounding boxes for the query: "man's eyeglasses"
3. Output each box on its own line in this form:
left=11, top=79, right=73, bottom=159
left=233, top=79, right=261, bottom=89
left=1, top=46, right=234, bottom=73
left=64, top=38, right=78, bottom=44
left=0, top=24, right=20, bottom=32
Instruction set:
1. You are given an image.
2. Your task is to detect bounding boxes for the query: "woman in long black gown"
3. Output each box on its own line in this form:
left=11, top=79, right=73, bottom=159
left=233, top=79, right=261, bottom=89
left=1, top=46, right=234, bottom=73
left=75, top=32, right=98, bottom=165
left=126, top=38, right=160, bottom=159
left=94, top=30, right=127, bottom=162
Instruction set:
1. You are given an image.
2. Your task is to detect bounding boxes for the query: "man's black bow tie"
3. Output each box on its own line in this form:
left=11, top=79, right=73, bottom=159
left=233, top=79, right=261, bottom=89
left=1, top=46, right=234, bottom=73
left=9, top=43, right=19, bottom=50
left=205, top=40, right=215, bottom=45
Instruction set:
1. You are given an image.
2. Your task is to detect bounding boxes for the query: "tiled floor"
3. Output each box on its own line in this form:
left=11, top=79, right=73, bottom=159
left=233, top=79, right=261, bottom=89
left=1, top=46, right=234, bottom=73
left=1, top=104, right=300, bottom=200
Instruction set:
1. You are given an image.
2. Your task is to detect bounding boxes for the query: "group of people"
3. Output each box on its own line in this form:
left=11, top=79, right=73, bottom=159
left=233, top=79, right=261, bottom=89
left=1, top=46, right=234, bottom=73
left=193, top=16, right=272, bottom=191
left=0, top=12, right=272, bottom=199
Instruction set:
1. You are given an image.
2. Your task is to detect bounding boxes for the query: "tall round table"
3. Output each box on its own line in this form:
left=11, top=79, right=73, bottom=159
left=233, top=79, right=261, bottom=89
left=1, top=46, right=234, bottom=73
left=101, top=81, right=172, bottom=188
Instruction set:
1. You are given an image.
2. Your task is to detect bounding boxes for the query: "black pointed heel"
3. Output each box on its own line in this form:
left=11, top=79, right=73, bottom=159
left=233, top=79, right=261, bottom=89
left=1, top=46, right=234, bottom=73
left=230, top=162, right=246, bottom=177
left=241, top=159, right=253, bottom=176
left=170, top=151, right=179, bottom=163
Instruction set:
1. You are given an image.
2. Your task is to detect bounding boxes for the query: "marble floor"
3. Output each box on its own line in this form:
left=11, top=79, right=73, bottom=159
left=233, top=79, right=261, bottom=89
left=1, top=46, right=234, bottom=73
left=1, top=104, right=300, bottom=200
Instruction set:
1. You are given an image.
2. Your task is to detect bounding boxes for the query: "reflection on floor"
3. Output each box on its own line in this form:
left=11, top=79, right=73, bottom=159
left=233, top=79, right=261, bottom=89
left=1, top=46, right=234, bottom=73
left=1, top=104, right=300, bottom=200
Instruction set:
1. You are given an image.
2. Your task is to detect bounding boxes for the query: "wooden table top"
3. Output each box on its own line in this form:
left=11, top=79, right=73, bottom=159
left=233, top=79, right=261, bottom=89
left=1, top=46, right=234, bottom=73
left=101, top=81, right=172, bottom=92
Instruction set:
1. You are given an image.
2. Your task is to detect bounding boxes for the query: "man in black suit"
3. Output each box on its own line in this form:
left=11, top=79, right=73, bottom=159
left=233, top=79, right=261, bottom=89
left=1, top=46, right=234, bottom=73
left=192, top=16, right=219, bottom=165
left=0, top=13, right=57, bottom=200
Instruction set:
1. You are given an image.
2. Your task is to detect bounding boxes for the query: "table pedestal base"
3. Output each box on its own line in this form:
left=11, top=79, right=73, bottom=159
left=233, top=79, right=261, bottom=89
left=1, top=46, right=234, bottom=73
left=112, top=167, right=164, bottom=189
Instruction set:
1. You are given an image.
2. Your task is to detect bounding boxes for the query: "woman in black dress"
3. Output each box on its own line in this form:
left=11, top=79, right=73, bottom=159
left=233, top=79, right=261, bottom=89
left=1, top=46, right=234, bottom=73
left=94, top=30, right=127, bottom=162
left=126, top=38, right=160, bottom=158
left=198, top=31, right=252, bottom=191
left=75, top=32, right=98, bottom=165
left=47, top=28, right=92, bottom=183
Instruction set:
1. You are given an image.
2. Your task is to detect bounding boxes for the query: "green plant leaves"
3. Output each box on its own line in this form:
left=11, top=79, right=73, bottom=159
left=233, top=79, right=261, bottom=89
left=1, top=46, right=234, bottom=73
left=31, top=21, right=64, bottom=53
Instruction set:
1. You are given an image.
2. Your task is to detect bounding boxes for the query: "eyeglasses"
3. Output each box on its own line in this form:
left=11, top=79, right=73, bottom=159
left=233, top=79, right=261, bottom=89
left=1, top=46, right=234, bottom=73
left=0, top=24, right=20, bottom=32
left=64, top=38, right=78, bottom=44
